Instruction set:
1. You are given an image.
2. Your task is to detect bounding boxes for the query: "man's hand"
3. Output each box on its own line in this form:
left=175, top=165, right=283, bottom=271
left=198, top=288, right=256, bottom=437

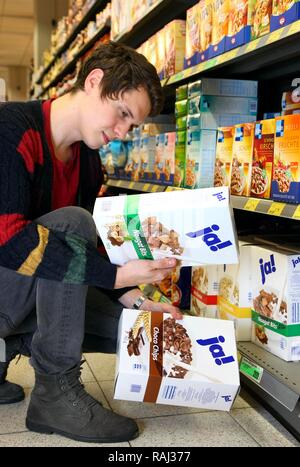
left=114, top=258, right=178, bottom=289
left=118, top=288, right=183, bottom=320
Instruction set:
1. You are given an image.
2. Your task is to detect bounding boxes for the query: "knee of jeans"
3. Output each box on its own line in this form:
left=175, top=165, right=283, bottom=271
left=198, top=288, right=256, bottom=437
left=62, top=207, right=97, bottom=245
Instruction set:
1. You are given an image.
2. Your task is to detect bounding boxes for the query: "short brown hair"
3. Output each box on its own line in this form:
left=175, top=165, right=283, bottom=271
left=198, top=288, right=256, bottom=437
left=72, top=41, right=164, bottom=117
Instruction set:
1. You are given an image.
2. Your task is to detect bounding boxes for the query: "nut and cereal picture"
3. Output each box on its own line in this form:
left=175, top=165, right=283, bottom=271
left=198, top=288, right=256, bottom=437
left=163, top=317, right=193, bottom=379
left=141, top=217, right=184, bottom=256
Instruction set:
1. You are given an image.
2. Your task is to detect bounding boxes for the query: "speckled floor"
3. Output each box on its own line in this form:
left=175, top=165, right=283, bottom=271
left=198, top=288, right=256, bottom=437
left=0, top=354, right=299, bottom=447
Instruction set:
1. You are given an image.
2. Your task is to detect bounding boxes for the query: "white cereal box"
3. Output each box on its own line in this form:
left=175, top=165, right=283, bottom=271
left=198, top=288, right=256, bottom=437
left=114, top=309, right=240, bottom=411
left=251, top=244, right=300, bottom=361
left=217, top=242, right=253, bottom=341
left=93, top=186, right=239, bottom=267
left=190, top=265, right=219, bottom=318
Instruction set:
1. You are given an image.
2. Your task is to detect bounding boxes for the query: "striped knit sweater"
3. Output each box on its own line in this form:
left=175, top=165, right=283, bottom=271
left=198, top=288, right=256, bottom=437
left=0, top=100, right=118, bottom=289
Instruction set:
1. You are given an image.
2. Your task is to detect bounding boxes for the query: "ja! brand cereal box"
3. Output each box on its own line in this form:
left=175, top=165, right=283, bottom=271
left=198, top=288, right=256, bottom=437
left=214, top=126, right=234, bottom=187
left=230, top=122, right=255, bottom=196
left=114, top=309, right=240, bottom=410
left=272, top=114, right=300, bottom=203
left=251, top=245, right=300, bottom=361
left=93, top=187, right=239, bottom=267
left=250, top=119, right=275, bottom=199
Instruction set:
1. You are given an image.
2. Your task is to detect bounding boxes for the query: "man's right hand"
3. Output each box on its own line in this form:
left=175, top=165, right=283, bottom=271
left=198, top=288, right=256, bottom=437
left=114, top=258, right=177, bottom=288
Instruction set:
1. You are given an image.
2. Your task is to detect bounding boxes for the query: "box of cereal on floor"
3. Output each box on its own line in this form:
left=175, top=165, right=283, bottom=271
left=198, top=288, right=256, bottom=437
left=251, top=244, right=300, bottom=361
left=114, top=309, right=240, bottom=410
left=93, top=186, right=239, bottom=267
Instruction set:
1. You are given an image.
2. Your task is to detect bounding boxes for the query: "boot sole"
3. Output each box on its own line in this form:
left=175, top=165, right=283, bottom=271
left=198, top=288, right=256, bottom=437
left=26, top=419, right=139, bottom=444
left=0, top=393, right=25, bottom=405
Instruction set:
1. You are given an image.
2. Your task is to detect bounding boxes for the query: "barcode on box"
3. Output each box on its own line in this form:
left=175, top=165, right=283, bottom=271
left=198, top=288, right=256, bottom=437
left=130, top=384, right=142, bottom=393
left=101, top=199, right=113, bottom=212
left=292, top=303, right=300, bottom=323
left=162, top=385, right=176, bottom=400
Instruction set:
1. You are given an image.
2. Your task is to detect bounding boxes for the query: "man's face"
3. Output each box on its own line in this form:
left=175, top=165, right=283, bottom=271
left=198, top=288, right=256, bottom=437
left=82, top=85, right=152, bottom=149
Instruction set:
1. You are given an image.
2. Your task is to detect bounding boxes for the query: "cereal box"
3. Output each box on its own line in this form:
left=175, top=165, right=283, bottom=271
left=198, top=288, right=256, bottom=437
left=226, top=0, right=251, bottom=50
left=187, top=78, right=258, bottom=98
left=190, top=265, right=219, bottom=318
left=217, top=242, right=253, bottom=341
left=185, top=2, right=202, bottom=68
left=188, top=95, right=258, bottom=116
left=209, top=0, right=230, bottom=58
left=251, top=244, right=300, bottom=361
left=114, top=309, right=240, bottom=411
left=156, top=29, right=165, bottom=80
left=162, top=132, right=176, bottom=186
left=184, top=129, right=217, bottom=188
left=248, top=0, right=272, bottom=39
left=199, top=0, right=213, bottom=61
left=282, top=91, right=300, bottom=112
left=123, top=138, right=140, bottom=181
left=174, top=131, right=186, bottom=188
left=187, top=112, right=257, bottom=130
left=230, top=123, right=255, bottom=196
left=153, top=134, right=165, bottom=184
left=214, top=127, right=234, bottom=187
left=164, top=20, right=186, bottom=78
left=139, top=135, right=156, bottom=182
left=250, top=119, right=275, bottom=199
left=270, top=0, right=300, bottom=31
left=271, top=114, right=300, bottom=203
left=93, top=186, right=239, bottom=267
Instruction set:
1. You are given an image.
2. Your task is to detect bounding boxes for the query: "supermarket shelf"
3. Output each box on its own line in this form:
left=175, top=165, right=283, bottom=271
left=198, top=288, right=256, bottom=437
left=106, top=178, right=165, bottom=193
left=231, top=195, right=300, bottom=221
left=36, top=0, right=108, bottom=85
left=37, top=21, right=110, bottom=98
left=114, top=0, right=198, bottom=49
left=163, top=19, right=300, bottom=86
left=238, top=342, right=300, bottom=441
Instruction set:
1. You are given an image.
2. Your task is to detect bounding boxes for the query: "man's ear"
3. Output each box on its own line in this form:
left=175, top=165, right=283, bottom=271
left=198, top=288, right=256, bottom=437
left=84, top=69, right=104, bottom=95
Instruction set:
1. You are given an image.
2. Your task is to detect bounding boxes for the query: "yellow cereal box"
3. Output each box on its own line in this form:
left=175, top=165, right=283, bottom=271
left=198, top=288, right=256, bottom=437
left=214, top=127, right=234, bottom=187
left=199, top=0, right=213, bottom=58
left=185, top=2, right=201, bottom=67
left=271, top=0, right=300, bottom=30
left=272, top=114, right=300, bottom=203
left=248, top=0, right=272, bottom=39
left=210, top=0, right=229, bottom=57
left=156, top=29, right=166, bottom=80
left=250, top=119, right=275, bottom=199
left=228, top=0, right=249, bottom=36
left=164, top=20, right=186, bottom=78
left=230, top=123, right=255, bottom=196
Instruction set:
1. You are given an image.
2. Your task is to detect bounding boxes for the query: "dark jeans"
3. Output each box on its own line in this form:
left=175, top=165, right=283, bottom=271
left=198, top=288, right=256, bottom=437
left=0, top=207, right=122, bottom=374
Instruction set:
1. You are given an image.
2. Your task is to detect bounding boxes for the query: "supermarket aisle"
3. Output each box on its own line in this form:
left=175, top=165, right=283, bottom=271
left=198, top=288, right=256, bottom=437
left=0, top=354, right=299, bottom=448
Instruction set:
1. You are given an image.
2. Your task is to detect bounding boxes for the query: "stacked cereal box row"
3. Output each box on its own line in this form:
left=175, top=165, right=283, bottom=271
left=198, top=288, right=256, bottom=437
left=214, top=113, right=300, bottom=204
left=174, top=78, right=258, bottom=189
left=111, top=0, right=161, bottom=40
left=190, top=241, right=300, bottom=362
left=137, top=20, right=187, bottom=80
left=185, top=0, right=300, bottom=68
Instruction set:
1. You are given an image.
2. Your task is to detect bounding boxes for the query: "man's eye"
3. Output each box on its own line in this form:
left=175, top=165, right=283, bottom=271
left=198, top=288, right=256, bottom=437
left=121, top=111, right=129, bottom=119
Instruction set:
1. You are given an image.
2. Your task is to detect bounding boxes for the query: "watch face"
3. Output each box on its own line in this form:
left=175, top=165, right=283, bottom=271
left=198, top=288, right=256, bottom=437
left=133, top=296, right=146, bottom=310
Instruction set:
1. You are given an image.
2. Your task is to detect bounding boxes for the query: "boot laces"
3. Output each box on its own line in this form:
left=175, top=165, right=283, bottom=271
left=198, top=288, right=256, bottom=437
left=64, top=361, right=99, bottom=412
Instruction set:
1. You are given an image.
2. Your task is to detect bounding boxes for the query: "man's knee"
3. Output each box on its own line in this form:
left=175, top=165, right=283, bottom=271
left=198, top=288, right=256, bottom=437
left=37, top=207, right=97, bottom=245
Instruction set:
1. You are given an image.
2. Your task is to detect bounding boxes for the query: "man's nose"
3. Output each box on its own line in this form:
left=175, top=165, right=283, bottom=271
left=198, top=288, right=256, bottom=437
left=114, top=122, right=131, bottom=140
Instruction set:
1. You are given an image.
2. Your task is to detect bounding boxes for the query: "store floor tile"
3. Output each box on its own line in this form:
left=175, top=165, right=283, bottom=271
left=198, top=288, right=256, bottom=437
left=0, top=353, right=299, bottom=447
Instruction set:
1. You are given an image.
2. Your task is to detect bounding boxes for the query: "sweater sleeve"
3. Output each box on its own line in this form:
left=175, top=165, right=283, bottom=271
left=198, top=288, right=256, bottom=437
left=0, top=109, right=117, bottom=289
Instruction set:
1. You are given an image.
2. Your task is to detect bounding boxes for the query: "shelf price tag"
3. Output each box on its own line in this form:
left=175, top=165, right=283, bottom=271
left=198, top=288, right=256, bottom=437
left=292, top=205, right=300, bottom=220
left=151, top=185, right=159, bottom=192
left=240, top=356, right=263, bottom=383
left=143, top=183, right=150, bottom=192
left=129, top=182, right=135, bottom=190
left=268, top=202, right=285, bottom=216
left=244, top=198, right=260, bottom=211
left=116, top=180, right=122, bottom=187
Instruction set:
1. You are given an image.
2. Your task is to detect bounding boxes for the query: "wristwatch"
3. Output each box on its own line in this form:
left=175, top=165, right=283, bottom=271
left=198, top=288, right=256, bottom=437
left=133, top=295, right=147, bottom=310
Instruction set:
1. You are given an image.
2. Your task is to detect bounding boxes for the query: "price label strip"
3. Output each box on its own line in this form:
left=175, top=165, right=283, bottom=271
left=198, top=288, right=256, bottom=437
left=240, top=356, right=263, bottom=384
left=268, top=202, right=285, bottom=216
left=292, top=205, right=300, bottom=220
left=244, top=198, right=260, bottom=211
